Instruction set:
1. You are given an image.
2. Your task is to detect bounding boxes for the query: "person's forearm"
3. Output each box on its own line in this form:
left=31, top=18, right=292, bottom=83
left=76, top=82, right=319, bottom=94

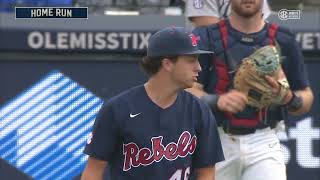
left=196, top=166, right=215, bottom=180
left=189, top=16, right=219, bottom=27
left=186, top=84, right=220, bottom=112
left=81, top=157, right=107, bottom=180
left=186, top=83, right=247, bottom=113
left=185, top=82, right=208, bottom=98
left=81, top=171, right=103, bottom=180
left=81, top=167, right=104, bottom=180
left=185, top=87, right=208, bottom=98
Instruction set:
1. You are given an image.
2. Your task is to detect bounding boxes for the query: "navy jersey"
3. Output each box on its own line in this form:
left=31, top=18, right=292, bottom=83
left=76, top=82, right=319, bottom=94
left=193, top=19, right=310, bottom=126
left=84, top=85, right=224, bottom=180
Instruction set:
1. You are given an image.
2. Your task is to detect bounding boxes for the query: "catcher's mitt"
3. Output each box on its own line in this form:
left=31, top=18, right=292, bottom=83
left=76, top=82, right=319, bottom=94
left=233, top=45, right=290, bottom=109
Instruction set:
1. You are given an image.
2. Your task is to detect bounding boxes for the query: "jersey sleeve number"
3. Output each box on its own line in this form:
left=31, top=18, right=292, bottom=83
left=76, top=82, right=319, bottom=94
left=169, top=167, right=190, bottom=180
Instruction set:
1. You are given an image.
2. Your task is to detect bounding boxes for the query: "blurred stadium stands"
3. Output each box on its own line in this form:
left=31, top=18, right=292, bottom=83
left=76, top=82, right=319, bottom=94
left=0, top=0, right=72, bottom=12
left=269, top=0, right=320, bottom=10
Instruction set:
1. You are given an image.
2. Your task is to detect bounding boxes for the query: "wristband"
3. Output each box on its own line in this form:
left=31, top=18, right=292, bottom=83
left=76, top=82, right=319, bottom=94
left=286, top=93, right=303, bottom=112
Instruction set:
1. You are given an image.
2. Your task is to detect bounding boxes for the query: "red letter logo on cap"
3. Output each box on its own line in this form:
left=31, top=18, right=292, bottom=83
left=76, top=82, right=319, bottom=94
left=189, top=34, right=200, bottom=46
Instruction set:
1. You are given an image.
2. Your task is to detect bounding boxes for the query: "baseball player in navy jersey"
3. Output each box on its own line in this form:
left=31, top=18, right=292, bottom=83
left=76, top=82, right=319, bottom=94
left=184, top=0, right=270, bottom=28
left=81, top=27, right=225, bottom=180
left=187, top=0, right=314, bottom=180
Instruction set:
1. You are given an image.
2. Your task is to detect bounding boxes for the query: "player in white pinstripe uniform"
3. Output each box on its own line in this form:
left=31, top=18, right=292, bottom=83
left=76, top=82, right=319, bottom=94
left=184, top=0, right=271, bottom=28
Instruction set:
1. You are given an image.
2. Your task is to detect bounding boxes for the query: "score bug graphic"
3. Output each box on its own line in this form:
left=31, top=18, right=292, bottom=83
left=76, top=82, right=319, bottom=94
left=15, top=7, right=88, bottom=19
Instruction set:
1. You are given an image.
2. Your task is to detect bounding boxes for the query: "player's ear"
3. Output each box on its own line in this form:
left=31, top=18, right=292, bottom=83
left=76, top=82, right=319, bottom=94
left=162, top=58, right=174, bottom=72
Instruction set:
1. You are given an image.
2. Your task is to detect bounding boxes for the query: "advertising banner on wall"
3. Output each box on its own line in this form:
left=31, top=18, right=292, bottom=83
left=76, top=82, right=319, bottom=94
left=0, top=29, right=153, bottom=53
left=0, top=60, right=318, bottom=180
left=0, top=29, right=319, bottom=53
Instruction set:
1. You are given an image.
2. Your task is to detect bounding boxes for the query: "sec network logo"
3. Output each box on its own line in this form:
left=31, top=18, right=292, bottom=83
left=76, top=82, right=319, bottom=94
left=278, top=9, right=301, bottom=20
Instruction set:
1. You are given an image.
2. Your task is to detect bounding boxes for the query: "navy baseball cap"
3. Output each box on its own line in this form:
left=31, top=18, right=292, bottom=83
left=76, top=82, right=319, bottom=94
left=147, top=27, right=213, bottom=57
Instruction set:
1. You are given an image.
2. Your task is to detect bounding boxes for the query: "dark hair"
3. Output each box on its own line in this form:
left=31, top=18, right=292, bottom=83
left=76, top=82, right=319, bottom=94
left=140, top=56, right=178, bottom=76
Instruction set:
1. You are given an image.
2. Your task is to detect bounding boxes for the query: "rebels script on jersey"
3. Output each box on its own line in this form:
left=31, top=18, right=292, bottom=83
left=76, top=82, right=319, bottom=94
left=123, top=131, right=197, bottom=171
left=84, top=85, right=224, bottom=180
